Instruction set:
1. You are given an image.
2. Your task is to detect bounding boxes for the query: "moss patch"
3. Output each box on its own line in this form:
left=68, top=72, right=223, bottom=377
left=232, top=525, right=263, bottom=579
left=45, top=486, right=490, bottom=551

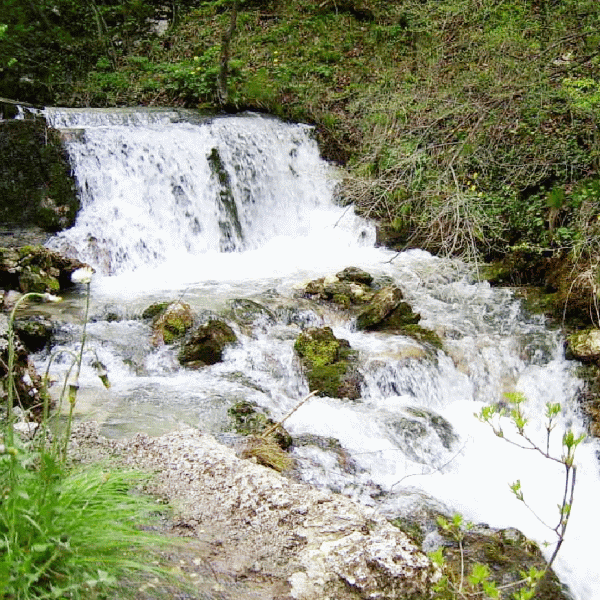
left=294, top=326, right=362, bottom=399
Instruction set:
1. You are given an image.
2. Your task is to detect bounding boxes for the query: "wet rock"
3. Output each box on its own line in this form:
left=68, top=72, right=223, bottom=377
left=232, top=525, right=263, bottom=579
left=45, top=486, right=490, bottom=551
left=355, top=285, right=415, bottom=329
left=141, top=301, right=171, bottom=320
left=336, top=266, right=374, bottom=286
left=228, top=400, right=292, bottom=450
left=566, top=329, right=600, bottom=362
left=434, top=522, right=570, bottom=599
left=228, top=298, right=276, bottom=334
left=0, top=119, right=78, bottom=232
left=150, top=301, right=194, bottom=345
left=14, top=315, right=53, bottom=352
left=0, top=245, right=88, bottom=294
left=573, top=363, right=600, bottom=438
left=356, top=285, right=443, bottom=348
left=387, top=407, right=458, bottom=467
left=300, top=272, right=375, bottom=308
left=0, top=313, right=42, bottom=412
left=294, top=326, right=362, bottom=399
left=179, top=319, right=237, bottom=368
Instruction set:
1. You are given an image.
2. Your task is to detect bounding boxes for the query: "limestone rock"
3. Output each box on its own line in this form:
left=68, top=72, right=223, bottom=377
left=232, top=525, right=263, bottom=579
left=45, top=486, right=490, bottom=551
left=567, top=329, right=600, bottom=362
left=179, top=319, right=237, bottom=367
left=98, top=428, right=439, bottom=600
left=294, top=326, right=362, bottom=399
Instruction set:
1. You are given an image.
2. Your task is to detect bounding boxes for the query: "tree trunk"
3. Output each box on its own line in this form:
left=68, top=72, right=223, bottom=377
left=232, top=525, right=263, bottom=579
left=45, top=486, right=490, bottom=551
left=217, top=0, right=239, bottom=108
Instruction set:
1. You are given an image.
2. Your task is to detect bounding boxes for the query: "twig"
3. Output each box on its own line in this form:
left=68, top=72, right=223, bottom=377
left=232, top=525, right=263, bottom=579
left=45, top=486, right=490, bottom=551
left=261, top=390, right=319, bottom=439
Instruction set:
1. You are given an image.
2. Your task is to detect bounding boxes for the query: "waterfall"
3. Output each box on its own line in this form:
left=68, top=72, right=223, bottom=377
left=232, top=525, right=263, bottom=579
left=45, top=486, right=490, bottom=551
left=42, top=108, right=600, bottom=600
left=44, top=108, right=374, bottom=284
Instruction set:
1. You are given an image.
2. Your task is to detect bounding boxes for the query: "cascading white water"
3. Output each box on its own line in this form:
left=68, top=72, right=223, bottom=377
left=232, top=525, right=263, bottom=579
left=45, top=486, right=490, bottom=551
left=41, top=108, right=600, bottom=599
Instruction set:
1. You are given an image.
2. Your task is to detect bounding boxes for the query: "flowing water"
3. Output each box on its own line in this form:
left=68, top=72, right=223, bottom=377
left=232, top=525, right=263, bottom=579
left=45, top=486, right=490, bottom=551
left=40, top=108, right=600, bottom=599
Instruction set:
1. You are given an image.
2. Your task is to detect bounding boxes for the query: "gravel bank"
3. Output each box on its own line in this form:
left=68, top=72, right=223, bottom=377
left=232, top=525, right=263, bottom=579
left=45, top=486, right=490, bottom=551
left=69, top=423, right=438, bottom=600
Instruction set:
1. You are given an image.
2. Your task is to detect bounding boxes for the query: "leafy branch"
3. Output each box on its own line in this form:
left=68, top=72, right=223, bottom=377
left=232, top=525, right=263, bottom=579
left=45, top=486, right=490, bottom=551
left=477, top=392, right=584, bottom=595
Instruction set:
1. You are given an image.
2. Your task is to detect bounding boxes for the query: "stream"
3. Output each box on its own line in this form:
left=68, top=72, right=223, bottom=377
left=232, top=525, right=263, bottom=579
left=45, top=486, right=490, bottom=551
left=37, top=108, right=600, bottom=599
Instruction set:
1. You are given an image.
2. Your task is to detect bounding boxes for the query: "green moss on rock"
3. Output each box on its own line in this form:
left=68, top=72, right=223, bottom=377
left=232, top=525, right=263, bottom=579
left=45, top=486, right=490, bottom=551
left=294, top=326, right=362, bottom=399
left=151, top=301, right=194, bottom=345
left=0, top=119, right=79, bottom=232
left=228, top=400, right=292, bottom=449
left=179, top=319, right=237, bottom=367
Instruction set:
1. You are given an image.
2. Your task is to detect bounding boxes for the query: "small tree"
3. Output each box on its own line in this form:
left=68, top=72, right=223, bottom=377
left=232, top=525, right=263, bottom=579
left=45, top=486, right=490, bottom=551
left=217, top=0, right=239, bottom=108
left=478, top=392, right=584, bottom=596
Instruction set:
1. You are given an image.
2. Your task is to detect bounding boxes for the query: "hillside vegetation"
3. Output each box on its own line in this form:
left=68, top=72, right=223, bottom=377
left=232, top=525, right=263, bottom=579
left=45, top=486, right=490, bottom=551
left=2, top=0, right=600, bottom=321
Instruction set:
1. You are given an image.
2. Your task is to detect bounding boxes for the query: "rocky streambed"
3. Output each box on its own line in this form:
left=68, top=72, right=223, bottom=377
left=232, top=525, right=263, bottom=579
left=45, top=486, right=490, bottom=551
left=66, top=422, right=567, bottom=600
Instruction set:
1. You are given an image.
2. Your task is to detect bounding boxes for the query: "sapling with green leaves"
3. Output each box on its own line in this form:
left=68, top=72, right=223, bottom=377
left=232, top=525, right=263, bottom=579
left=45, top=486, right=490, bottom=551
left=477, top=392, right=584, bottom=595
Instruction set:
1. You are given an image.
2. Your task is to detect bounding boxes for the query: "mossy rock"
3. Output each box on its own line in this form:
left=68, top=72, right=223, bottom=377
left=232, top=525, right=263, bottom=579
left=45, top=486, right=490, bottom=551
left=179, top=319, right=237, bottom=368
left=151, top=301, right=194, bottom=345
left=437, top=524, right=570, bottom=600
left=300, top=272, right=375, bottom=308
left=336, top=266, right=374, bottom=286
left=573, top=363, right=600, bottom=437
left=0, top=119, right=78, bottom=232
left=228, top=400, right=292, bottom=450
left=294, top=326, right=362, bottom=399
left=14, top=316, right=53, bottom=352
left=567, top=329, right=600, bottom=363
left=141, top=302, right=171, bottom=320
left=355, top=285, right=442, bottom=348
left=18, top=266, right=60, bottom=294
left=355, top=285, right=406, bottom=330
left=0, top=245, right=87, bottom=293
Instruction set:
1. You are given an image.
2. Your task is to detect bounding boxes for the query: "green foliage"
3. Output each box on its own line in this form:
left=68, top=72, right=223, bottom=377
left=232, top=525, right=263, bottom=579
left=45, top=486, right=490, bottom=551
left=477, top=394, right=583, bottom=595
left=561, top=77, right=600, bottom=115
left=0, top=448, right=165, bottom=599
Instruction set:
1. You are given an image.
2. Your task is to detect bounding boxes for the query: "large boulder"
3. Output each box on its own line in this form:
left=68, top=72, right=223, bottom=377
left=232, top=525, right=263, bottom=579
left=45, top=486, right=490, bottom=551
left=178, top=319, right=237, bottom=368
left=294, top=326, right=362, bottom=399
left=0, top=118, right=79, bottom=232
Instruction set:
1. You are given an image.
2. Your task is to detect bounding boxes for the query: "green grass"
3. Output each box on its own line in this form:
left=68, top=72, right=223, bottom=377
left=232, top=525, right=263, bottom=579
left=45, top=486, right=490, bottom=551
left=0, top=439, right=171, bottom=599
